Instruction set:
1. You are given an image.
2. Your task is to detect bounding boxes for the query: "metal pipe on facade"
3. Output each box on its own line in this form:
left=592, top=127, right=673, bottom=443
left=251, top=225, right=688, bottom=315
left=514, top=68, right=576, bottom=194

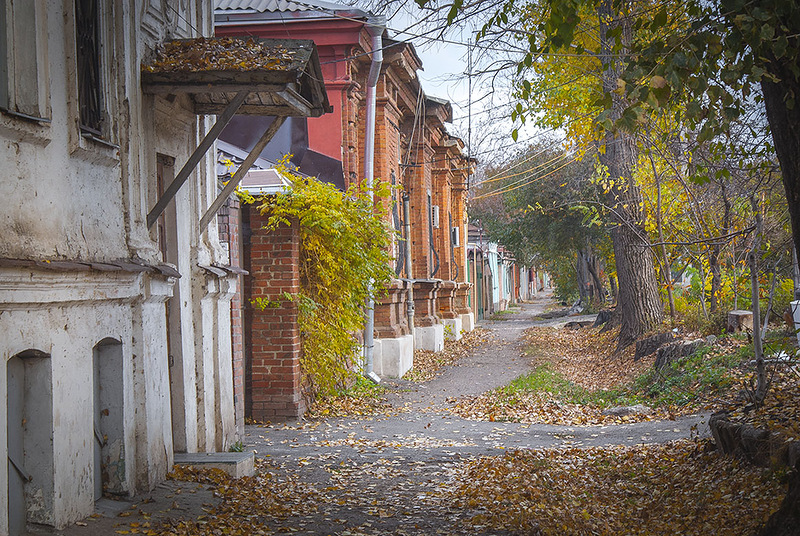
left=403, top=192, right=415, bottom=334
left=362, top=16, right=385, bottom=384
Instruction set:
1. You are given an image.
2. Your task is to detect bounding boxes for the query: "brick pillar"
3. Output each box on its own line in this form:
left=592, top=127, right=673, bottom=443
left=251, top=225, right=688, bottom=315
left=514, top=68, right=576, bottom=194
left=431, top=150, right=454, bottom=281
left=408, top=143, right=435, bottom=279
left=413, top=279, right=441, bottom=327
left=374, top=279, right=409, bottom=339
left=456, top=282, right=473, bottom=315
left=451, top=181, right=468, bottom=283
left=244, top=207, right=306, bottom=421
left=437, top=280, right=459, bottom=319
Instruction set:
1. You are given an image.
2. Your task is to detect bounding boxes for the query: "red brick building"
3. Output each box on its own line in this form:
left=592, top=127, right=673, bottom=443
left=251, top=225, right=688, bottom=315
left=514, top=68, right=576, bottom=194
left=215, top=0, right=473, bottom=421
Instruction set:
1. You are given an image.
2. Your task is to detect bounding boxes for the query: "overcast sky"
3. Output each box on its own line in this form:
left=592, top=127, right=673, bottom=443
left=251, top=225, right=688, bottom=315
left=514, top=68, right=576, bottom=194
left=384, top=4, right=546, bottom=166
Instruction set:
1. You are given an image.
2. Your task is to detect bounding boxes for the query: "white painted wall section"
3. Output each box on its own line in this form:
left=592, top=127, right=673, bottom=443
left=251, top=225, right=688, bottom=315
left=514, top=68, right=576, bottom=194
left=373, top=335, right=414, bottom=379
left=460, top=312, right=475, bottom=333
left=415, top=325, right=445, bottom=352
left=442, top=318, right=463, bottom=341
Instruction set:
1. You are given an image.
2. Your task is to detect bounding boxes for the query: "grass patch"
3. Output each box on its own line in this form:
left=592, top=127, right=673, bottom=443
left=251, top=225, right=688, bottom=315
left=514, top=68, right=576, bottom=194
left=489, top=309, right=518, bottom=321
left=505, top=339, right=751, bottom=411
left=502, top=364, right=642, bottom=409
left=629, top=343, right=748, bottom=407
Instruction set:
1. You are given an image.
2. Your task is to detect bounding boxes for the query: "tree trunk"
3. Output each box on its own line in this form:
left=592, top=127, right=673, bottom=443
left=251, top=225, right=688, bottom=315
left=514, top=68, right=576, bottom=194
left=585, top=252, right=606, bottom=304
left=654, top=164, right=675, bottom=318
left=709, top=181, right=733, bottom=314
left=609, top=273, right=619, bottom=303
left=576, top=250, right=591, bottom=306
left=761, top=61, right=800, bottom=273
left=709, top=245, right=721, bottom=313
left=750, top=195, right=767, bottom=403
left=599, top=0, right=664, bottom=347
left=757, top=55, right=800, bottom=516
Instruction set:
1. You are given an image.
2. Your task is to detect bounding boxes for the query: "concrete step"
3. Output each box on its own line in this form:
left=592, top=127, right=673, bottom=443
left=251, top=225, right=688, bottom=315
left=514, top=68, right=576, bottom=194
left=173, top=451, right=255, bottom=478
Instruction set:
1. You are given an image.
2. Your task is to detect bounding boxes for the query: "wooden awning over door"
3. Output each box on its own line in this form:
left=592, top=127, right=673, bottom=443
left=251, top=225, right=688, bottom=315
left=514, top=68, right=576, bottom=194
left=141, top=37, right=331, bottom=229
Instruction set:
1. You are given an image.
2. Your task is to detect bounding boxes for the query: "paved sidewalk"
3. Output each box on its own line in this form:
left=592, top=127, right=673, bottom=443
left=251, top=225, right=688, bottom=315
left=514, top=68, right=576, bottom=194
left=51, top=295, right=708, bottom=535
left=248, top=298, right=707, bottom=463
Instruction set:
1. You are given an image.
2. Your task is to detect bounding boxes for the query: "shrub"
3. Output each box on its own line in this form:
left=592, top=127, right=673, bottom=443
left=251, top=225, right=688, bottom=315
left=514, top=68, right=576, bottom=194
left=254, top=159, right=395, bottom=396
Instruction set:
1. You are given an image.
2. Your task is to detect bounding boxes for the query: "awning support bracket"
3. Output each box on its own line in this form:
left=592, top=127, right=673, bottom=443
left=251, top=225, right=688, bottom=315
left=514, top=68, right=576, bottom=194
left=147, top=90, right=249, bottom=229
left=199, top=115, right=287, bottom=230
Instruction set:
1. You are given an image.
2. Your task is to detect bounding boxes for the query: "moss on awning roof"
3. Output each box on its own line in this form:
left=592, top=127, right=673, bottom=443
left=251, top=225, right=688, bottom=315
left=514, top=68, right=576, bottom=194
left=141, top=37, right=331, bottom=117
left=143, top=37, right=305, bottom=73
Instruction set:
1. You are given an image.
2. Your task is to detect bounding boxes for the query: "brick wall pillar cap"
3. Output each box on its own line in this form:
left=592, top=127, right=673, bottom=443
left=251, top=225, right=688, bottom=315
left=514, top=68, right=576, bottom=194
left=386, top=278, right=405, bottom=291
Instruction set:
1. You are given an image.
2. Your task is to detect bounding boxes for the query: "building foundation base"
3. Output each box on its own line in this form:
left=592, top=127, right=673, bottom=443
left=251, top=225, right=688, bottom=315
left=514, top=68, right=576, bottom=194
left=442, top=317, right=463, bottom=341
left=460, top=312, right=475, bottom=333
left=415, top=324, right=444, bottom=352
left=173, top=452, right=255, bottom=478
left=373, top=334, right=414, bottom=378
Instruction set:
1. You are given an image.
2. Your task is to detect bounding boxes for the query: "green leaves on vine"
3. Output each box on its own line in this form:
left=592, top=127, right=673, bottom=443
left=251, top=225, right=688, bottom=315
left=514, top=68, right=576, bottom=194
left=258, top=160, right=395, bottom=396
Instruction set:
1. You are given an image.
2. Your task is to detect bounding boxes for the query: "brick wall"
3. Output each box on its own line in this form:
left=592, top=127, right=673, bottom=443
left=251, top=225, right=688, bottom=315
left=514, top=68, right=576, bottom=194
left=243, top=206, right=306, bottom=421
left=451, top=163, right=469, bottom=283
left=406, top=140, right=435, bottom=279
left=432, top=147, right=454, bottom=281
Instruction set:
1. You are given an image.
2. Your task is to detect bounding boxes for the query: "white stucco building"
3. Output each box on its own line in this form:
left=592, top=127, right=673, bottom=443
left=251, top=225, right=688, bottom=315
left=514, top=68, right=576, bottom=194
left=0, top=1, right=329, bottom=533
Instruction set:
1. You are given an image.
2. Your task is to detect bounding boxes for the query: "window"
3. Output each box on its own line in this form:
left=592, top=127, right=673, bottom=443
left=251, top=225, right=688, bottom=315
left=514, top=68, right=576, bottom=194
left=0, top=2, right=7, bottom=110
left=75, top=0, right=102, bottom=135
left=0, top=0, right=49, bottom=120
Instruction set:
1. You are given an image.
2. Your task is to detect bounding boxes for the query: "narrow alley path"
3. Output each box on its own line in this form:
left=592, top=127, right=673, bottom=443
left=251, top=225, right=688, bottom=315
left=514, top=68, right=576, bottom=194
left=250, top=297, right=707, bottom=461
left=233, top=295, right=709, bottom=535
left=56, top=295, right=709, bottom=535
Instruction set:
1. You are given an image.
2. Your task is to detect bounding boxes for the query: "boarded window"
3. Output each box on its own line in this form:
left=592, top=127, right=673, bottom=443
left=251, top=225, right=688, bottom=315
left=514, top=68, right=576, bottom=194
left=75, top=0, right=103, bottom=135
left=0, top=0, right=48, bottom=119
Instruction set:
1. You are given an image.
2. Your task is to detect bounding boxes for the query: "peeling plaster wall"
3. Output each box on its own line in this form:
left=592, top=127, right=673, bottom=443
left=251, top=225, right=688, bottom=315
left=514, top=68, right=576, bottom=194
left=0, top=5, right=125, bottom=261
left=0, top=0, right=236, bottom=532
left=149, top=101, right=237, bottom=454
left=0, top=269, right=143, bottom=529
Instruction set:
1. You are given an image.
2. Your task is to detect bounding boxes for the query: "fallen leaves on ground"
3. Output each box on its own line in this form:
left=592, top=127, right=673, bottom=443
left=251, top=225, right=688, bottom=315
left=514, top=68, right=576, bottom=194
left=522, top=325, right=643, bottom=390
left=303, top=329, right=489, bottom=417
left=449, top=390, right=659, bottom=426
left=306, top=388, right=393, bottom=419
left=447, top=440, right=785, bottom=536
left=404, top=329, right=489, bottom=382
left=151, top=456, right=504, bottom=536
left=156, top=461, right=319, bottom=535
left=449, top=323, right=765, bottom=425
left=721, top=368, right=800, bottom=442
left=144, top=37, right=298, bottom=73
left=449, top=325, right=664, bottom=425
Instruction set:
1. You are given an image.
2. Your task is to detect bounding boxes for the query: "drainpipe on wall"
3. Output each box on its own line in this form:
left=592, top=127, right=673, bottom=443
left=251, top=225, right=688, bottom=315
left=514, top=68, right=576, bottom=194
left=403, top=192, right=415, bottom=335
left=363, top=16, right=385, bottom=384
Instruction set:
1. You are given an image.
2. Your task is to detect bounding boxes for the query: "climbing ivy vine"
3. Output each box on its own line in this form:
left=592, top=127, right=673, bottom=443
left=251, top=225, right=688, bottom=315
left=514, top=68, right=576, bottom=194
left=248, top=159, right=394, bottom=396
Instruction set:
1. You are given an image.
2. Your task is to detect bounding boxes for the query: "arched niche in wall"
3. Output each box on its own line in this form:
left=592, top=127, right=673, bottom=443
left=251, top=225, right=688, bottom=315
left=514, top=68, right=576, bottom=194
left=6, top=348, right=55, bottom=535
left=92, top=338, right=125, bottom=499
